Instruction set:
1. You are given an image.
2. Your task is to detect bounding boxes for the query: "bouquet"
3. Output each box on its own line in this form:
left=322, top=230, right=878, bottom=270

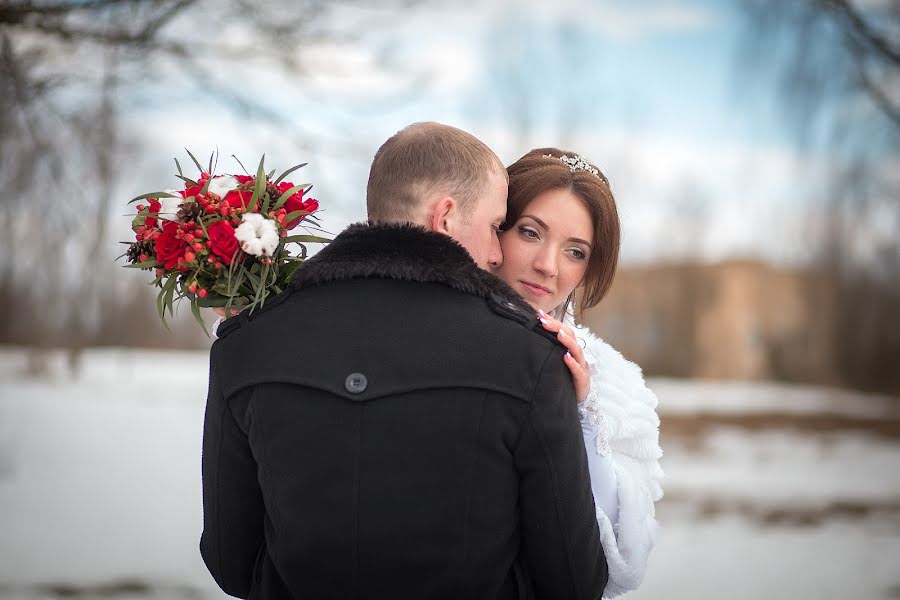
left=119, top=151, right=328, bottom=335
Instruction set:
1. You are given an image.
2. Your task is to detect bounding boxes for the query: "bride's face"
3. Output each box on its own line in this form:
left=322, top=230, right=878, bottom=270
left=493, top=188, right=593, bottom=314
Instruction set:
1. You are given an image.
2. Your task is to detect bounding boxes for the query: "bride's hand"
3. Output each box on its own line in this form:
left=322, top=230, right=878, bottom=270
left=537, top=310, right=590, bottom=403
left=212, top=307, right=241, bottom=319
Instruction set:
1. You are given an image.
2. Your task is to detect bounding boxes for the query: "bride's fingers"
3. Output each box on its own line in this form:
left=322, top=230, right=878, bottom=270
left=538, top=310, right=577, bottom=339
left=558, top=328, right=587, bottom=367
left=563, top=351, right=590, bottom=402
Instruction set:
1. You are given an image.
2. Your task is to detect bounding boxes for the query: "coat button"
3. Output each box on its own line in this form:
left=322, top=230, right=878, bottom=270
left=345, top=372, right=368, bottom=394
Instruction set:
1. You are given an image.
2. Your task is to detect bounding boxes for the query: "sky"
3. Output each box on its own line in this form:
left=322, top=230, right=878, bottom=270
left=119, top=0, right=831, bottom=267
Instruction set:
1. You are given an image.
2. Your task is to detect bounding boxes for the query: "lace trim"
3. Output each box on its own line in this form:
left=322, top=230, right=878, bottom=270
left=578, top=333, right=611, bottom=456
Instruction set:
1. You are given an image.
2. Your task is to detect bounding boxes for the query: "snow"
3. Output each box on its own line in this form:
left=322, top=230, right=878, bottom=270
left=650, top=377, right=899, bottom=419
left=0, top=347, right=898, bottom=599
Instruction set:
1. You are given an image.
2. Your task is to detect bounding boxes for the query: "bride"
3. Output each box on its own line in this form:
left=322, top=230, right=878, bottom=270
left=494, top=148, right=663, bottom=598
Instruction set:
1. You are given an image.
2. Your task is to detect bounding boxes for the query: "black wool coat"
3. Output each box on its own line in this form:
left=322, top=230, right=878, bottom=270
left=200, top=223, right=607, bottom=600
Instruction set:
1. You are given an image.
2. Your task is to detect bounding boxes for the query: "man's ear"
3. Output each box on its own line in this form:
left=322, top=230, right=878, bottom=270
left=427, top=196, right=457, bottom=235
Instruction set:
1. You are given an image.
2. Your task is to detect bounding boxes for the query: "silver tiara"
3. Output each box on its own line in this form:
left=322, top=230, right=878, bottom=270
left=544, top=153, right=601, bottom=178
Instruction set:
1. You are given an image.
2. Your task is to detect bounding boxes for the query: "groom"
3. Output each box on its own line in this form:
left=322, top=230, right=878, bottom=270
left=200, top=122, right=607, bottom=599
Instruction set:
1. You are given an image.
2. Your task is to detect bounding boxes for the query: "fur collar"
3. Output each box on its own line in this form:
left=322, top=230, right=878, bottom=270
left=290, top=222, right=535, bottom=315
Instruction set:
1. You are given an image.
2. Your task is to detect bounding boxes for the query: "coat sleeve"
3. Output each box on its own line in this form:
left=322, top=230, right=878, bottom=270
left=514, top=348, right=608, bottom=600
left=200, top=343, right=265, bottom=599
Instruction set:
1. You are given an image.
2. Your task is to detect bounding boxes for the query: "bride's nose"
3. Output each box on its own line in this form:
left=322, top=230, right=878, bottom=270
left=532, top=246, right=558, bottom=277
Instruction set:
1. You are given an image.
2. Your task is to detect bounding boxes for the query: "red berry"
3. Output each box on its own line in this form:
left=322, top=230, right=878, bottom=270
left=198, top=289, right=208, bottom=298
left=188, top=284, right=198, bottom=294
left=139, top=253, right=148, bottom=262
left=193, top=242, right=203, bottom=252
left=184, top=233, right=194, bottom=243
left=184, top=251, right=196, bottom=262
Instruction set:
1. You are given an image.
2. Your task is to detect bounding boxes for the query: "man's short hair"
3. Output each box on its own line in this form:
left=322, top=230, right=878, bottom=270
left=366, top=122, right=505, bottom=223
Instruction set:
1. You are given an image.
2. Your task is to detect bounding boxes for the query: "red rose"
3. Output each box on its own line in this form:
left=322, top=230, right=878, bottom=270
left=145, top=199, right=162, bottom=230
left=207, top=220, right=240, bottom=265
left=223, top=189, right=253, bottom=210
left=155, top=221, right=188, bottom=270
left=277, top=182, right=318, bottom=229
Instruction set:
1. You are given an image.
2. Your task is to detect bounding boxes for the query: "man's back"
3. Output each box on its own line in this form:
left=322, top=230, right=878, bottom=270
left=201, top=224, right=607, bottom=599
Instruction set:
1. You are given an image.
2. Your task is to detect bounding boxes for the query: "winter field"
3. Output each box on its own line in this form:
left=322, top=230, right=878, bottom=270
left=0, top=347, right=898, bottom=599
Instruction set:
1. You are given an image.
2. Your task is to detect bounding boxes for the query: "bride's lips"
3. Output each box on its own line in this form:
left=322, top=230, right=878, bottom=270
left=520, top=281, right=552, bottom=297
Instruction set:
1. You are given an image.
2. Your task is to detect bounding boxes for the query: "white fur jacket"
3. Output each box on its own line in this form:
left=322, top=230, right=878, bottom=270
left=568, top=317, right=665, bottom=598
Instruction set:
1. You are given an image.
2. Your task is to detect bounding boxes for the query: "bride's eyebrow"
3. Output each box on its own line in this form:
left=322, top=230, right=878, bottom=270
left=521, top=214, right=592, bottom=248
left=521, top=214, right=546, bottom=229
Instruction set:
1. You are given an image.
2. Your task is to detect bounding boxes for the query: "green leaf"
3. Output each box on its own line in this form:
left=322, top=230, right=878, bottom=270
left=281, top=260, right=303, bottom=283
left=156, top=286, right=167, bottom=322
left=282, top=209, right=313, bottom=226
left=191, top=299, right=211, bottom=338
left=272, top=184, right=304, bottom=211
left=273, top=162, right=307, bottom=185
left=267, top=168, right=276, bottom=179
left=128, top=191, right=177, bottom=204
left=196, top=294, right=237, bottom=308
left=175, top=174, right=198, bottom=187
left=174, top=157, right=184, bottom=177
left=208, top=150, right=216, bottom=175
left=163, top=276, right=178, bottom=317
left=243, top=265, right=261, bottom=289
left=124, top=259, right=159, bottom=269
left=251, top=155, right=267, bottom=212
left=283, top=234, right=330, bottom=244
left=155, top=275, right=178, bottom=329
left=253, top=263, right=270, bottom=310
left=185, top=148, right=204, bottom=174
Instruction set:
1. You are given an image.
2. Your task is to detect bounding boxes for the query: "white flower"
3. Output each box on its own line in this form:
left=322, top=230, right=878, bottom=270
left=207, top=175, right=239, bottom=199
left=157, top=190, right=183, bottom=223
left=235, top=212, right=280, bottom=257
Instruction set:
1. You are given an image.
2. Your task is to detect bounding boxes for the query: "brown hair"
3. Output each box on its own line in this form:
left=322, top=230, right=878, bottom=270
left=504, top=148, right=621, bottom=317
left=366, top=122, right=505, bottom=223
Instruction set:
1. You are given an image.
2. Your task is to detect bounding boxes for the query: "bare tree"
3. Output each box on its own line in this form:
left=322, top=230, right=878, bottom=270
left=736, top=0, right=900, bottom=393
left=0, top=0, right=420, bottom=350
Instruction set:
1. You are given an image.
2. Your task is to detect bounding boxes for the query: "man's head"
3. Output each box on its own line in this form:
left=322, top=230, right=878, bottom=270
left=366, top=122, right=508, bottom=269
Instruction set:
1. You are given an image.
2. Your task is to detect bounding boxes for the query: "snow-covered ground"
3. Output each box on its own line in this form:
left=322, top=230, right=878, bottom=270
left=1, top=347, right=898, bottom=599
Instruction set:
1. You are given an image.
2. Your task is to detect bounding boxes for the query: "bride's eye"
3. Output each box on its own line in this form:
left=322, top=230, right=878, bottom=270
left=567, top=247, right=588, bottom=261
left=518, top=225, right=539, bottom=240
